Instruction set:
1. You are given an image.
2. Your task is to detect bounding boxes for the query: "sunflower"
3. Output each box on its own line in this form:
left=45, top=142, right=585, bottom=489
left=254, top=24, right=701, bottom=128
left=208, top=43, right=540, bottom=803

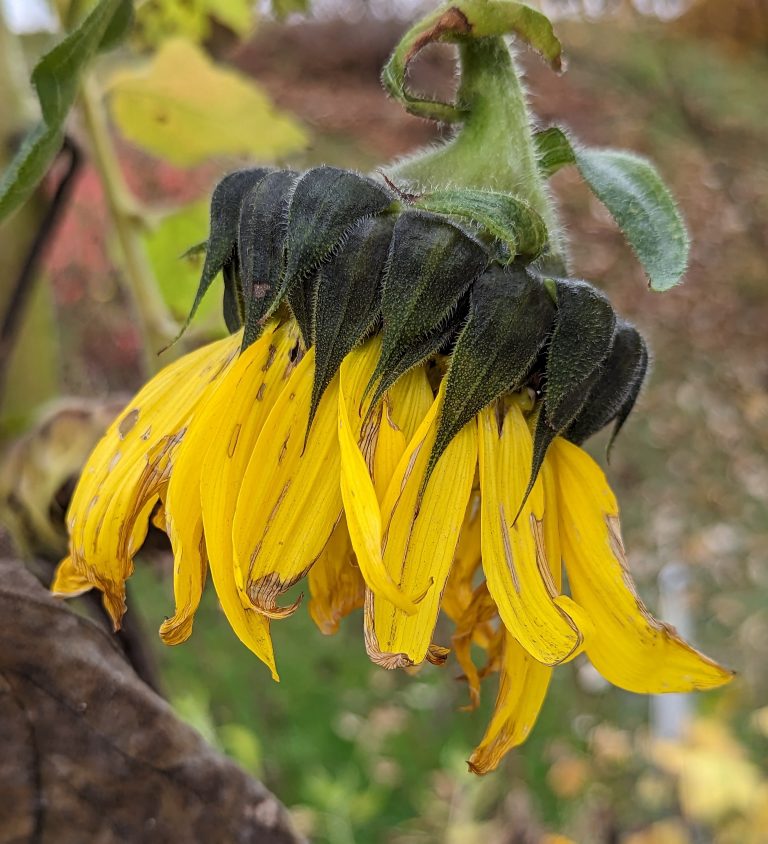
left=53, top=164, right=732, bottom=774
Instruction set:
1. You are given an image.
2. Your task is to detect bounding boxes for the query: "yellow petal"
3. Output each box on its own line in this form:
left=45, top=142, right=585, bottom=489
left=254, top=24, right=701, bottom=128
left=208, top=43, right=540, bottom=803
left=234, top=339, right=364, bottom=617
left=443, top=492, right=482, bottom=624
left=551, top=437, right=733, bottom=693
left=338, top=350, right=417, bottom=615
left=478, top=404, right=581, bottom=665
left=468, top=631, right=552, bottom=774
left=308, top=515, right=364, bottom=635
left=367, top=386, right=477, bottom=666
left=452, top=582, right=498, bottom=710
left=67, top=334, right=240, bottom=625
left=386, top=365, right=434, bottom=443
left=51, top=555, right=93, bottom=597
left=371, top=399, right=408, bottom=502
left=159, top=325, right=281, bottom=646
left=199, top=323, right=303, bottom=679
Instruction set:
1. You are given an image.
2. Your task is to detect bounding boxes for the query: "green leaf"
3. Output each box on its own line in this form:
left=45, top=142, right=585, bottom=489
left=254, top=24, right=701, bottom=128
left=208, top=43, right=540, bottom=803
left=0, top=0, right=132, bottom=221
left=535, top=127, right=690, bottom=291
left=413, top=187, right=547, bottom=260
left=144, top=200, right=224, bottom=331
left=107, top=37, right=307, bottom=167
left=382, top=0, right=561, bottom=122
left=575, top=148, right=690, bottom=292
left=534, top=126, right=576, bottom=179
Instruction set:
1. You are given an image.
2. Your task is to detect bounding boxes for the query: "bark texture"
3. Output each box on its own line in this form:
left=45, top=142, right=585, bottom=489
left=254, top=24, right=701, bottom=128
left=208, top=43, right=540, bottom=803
left=0, top=558, right=304, bottom=844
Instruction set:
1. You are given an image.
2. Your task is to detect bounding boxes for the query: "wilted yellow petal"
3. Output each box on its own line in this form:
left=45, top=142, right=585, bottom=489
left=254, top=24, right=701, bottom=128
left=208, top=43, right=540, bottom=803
left=67, top=334, right=240, bottom=626
left=51, top=555, right=92, bottom=597
left=308, top=516, right=364, bottom=635
left=452, top=582, right=498, bottom=710
left=108, top=37, right=306, bottom=167
left=234, top=341, right=359, bottom=617
left=367, top=386, right=477, bottom=666
left=160, top=326, right=281, bottom=646
left=478, top=404, right=581, bottom=665
left=339, top=350, right=417, bottom=615
left=443, top=492, right=482, bottom=624
left=468, top=631, right=552, bottom=774
left=200, top=323, right=302, bottom=680
left=551, top=437, right=733, bottom=693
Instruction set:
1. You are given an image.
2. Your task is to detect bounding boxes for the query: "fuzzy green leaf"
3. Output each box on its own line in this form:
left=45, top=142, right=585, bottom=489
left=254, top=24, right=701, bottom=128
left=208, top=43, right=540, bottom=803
left=575, top=148, right=689, bottom=292
left=0, top=0, right=133, bottom=221
left=382, top=0, right=561, bottom=122
left=414, top=187, right=547, bottom=260
left=535, top=127, right=689, bottom=291
left=429, top=265, right=554, bottom=480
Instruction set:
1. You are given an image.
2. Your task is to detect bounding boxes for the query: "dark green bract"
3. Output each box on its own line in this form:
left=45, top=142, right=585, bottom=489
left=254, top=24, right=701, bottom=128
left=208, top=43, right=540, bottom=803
left=188, top=164, right=649, bottom=501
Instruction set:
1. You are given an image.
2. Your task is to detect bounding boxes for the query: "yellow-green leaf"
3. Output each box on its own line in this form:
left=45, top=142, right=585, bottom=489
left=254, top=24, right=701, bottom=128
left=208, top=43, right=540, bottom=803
left=107, top=37, right=307, bottom=167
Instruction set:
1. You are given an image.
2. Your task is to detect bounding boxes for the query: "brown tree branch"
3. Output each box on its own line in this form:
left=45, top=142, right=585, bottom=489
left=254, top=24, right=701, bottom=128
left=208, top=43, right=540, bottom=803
left=0, top=557, right=305, bottom=844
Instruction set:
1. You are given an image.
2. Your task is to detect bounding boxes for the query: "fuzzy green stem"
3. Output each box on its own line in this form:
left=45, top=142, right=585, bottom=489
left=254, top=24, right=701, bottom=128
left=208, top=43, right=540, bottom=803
left=80, top=76, right=177, bottom=371
left=382, top=0, right=568, bottom=262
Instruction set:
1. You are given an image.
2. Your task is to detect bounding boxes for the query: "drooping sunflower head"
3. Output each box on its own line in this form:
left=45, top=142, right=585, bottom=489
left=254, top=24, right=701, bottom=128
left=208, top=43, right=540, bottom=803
left=53, top=0, right=732, bottom=774
left=53, top=162, right=730, bottom=773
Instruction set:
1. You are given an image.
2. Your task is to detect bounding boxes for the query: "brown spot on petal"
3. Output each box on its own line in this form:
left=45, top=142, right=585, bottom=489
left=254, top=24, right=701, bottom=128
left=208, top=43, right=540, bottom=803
left=118, top=408, right=139, bottom=439
left=248, top=572, right=304, bottom=619
left=227, top=424, right=241, bottom=458
left=363, top=591, right=413, bottom=670
left=499, top=504, right=521, bottom=593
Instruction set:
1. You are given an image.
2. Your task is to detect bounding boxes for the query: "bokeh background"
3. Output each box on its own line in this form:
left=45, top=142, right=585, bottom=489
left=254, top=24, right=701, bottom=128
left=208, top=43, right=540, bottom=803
left=1, top=1, right=767, bottom=842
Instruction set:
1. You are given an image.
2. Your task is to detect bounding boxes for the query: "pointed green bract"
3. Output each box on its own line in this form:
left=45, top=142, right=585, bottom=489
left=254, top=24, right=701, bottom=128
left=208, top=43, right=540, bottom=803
left=544, top=278, right=617, bottom=432
left=377, top=210, right=488, bottom=383
left=239, top=169, right=297, bottom=348
left=287, top=274, right=317, bottom=347
left=565, top=320, right=648, bottom=452
left=284, top=166, right=394, bottom=292
left=522, top=277, right=618, bottom=514
left=368, top=320, right=462, bottom=417
left=309, top=215, right=394, bottom=431
left=429, top=265, right=555, bottom=480
left=188, top=168, right=272, bottom=326
left=222, top=262, right=244, bottom=333
left=414, top=187, right=547, bottom=260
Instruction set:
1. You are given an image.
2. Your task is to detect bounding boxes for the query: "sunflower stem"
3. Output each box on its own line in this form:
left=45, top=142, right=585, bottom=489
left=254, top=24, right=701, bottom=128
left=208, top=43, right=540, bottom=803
left=79, top=76, right=178, bottom=372
left=390, top=37, right=566, bottom=263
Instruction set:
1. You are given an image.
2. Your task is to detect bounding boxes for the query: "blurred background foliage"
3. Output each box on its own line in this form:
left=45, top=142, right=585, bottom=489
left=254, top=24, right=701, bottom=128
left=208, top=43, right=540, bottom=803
left=1, top=0, right=767, bottom=842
